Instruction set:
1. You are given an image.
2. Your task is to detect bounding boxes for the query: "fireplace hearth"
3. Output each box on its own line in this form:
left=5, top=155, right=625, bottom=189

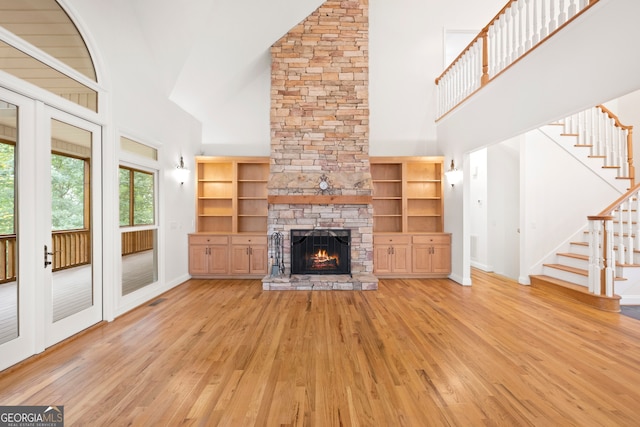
left=290, top=229, right=351, bottom=276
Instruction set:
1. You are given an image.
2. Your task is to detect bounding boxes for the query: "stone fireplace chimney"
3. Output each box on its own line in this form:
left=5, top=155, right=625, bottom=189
left=263, top=0, right=377, bottom=290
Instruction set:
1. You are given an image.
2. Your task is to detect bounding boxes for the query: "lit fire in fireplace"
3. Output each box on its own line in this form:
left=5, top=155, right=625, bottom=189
left=309, top=249, right=339, bottom=270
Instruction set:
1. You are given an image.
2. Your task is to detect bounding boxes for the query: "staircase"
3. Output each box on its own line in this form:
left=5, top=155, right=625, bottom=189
left=529, top=106, right=635, bottom=312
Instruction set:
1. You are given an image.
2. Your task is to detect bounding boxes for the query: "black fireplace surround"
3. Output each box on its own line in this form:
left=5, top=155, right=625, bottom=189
left=290, top=229, right=351, bottom=275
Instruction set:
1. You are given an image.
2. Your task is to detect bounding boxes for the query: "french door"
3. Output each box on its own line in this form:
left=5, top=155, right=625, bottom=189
left=0, top=88, right=103, bottom=370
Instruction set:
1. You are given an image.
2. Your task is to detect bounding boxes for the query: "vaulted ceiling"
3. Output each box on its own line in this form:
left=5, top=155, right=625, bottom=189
left=130, top=0, right=326, bottom=141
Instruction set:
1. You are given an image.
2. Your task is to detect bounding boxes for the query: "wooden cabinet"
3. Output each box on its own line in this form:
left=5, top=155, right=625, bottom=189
left=370, top=156, right=450, bottom=278
left=373, top=235, right=411, bottom=274
left=188, top=235, right=229, bottom=276
left=412, top=234, right=451, bottom=274
left=190, top=157, right=269, bottom=278
left=230, top=235, right=268, bottom=275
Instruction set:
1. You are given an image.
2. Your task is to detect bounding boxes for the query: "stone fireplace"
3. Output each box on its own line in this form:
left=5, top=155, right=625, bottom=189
left=261, top=0, right=378, bottom=290
left=290, top=229, right=351, bottom=275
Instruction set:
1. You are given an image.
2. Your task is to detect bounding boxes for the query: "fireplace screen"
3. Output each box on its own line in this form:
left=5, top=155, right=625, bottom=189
left=290, top=229, right=351, bottom=275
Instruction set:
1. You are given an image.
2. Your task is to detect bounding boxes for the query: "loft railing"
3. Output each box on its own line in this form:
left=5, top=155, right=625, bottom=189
left=559, top=105, right=635, bottom=187
left=588, top=183, right=640, bottom=298
left=436, top=0, right=599, bottom=119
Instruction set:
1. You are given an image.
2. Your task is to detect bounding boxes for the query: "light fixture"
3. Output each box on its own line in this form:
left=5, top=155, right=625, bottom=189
left=175, top=156, right=190, bottom=185
left=444, top=159, right=463, bottom=187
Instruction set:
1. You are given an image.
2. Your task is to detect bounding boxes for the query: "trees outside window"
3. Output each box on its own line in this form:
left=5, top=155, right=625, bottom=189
left=51, top=153, right=87, bottom=231
left=119, top=167, right=154, bottom=227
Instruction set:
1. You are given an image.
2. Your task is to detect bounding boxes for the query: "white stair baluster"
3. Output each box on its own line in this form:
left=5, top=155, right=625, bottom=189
left=626, top=200, right=634, bottom=264
left=505, top=7, right=512, bottom=67
left=549, top=0, right=557, bottom=32
left=617, top=207, right=625, bottom=266
left=634, top=191, right=640, bottom=260
left=588, top=219, right=601, bottom=294
left=558, top=0, right=567, bottom=26
left=568, top=0, right=577, bottom=19
left=532, top=0, right=540, bottom=45
left=604, top=218, right=615, bottom=298
left=517, top=1, right=525, bottom=57
left=525, top=0, right=532, bottom=50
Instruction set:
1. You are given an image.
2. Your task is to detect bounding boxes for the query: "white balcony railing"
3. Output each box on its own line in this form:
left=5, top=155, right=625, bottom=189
left=436, top=0, right=599, bottom=119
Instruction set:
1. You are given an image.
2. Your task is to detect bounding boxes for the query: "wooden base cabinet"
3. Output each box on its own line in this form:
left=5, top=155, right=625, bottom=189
left=411, top=234, right=451, bottom=275
left=189, top=235, right=229, bottom=276
left=189, top=234, right=267, bottom=278
left=374, top=233, right=451, bottom=277
left=230, top=235, right=268, bottom=275
left=373, top=236, right=411, bottom=274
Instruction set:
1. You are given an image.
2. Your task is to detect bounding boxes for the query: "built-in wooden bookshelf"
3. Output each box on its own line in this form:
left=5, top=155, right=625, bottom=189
left=370, top=157, right=444, bottom=233
left=195, top=157, right=268, bottom=234
left=370, top=156, right=449, bottom=277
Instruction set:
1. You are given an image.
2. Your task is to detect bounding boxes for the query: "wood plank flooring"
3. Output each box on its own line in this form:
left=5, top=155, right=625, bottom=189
left=1, top=270, right=640, bottom=426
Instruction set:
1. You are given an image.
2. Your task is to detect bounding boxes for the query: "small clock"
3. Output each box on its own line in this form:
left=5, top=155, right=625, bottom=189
left=318, top=174, right=330, bottom=192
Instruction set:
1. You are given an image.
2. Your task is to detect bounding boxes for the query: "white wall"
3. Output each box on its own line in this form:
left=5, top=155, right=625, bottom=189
left=469, top=149, right=490, bottom=271
left=487, top=138, right=520, bottom=280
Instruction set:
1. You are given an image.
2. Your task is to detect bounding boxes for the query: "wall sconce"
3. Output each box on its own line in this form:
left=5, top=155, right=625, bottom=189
left=175, top=156, right=190, bottom=185
left=444, top=159, right=463, bottom=187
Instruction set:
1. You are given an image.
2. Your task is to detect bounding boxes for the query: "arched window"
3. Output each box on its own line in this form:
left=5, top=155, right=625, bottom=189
left=0, top=0, right=98, bottom=111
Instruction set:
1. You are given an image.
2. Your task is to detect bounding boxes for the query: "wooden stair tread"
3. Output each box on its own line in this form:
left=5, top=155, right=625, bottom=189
left=557, top=252, right=587, bottom=261
left=543, top=263, right=587, bottom=276
left=530, top=275, right=620, bottom=312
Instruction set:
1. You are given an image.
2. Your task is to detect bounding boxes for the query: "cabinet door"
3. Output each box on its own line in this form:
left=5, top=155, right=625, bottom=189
left=230, top=245, right=250, bottom=274
left=430, top=244, right=451, bottom=274
left=249, top=245, right=268, bottom=275
left=391, top=245, right=411, bottom=273
left=411, top=245, right=432, bottom=273
left=208, top=245, right=230, bottom=274
left=373, top=245, right=392, bottom=274
left=189, top=245, right=210, bottom=275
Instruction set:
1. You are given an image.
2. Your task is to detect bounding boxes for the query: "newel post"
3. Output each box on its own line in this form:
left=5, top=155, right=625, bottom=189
left=587, top=215, right=615, bottom=296
left=480, top=28, right=489, bottom=86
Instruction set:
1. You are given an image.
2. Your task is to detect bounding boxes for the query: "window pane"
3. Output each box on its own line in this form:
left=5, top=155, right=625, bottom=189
left=133, top=171, right=154, bottom=225
left=119, top=168, right=130, bottom=226
left=0, top=40, right=98, bottom=112
left=121, top=229, right=158, bottom=295
left=0, top=0, right=97, bottom=81
left=51, top=153, right=85, bottom=231
left=121, top=137, right=157, bottom=161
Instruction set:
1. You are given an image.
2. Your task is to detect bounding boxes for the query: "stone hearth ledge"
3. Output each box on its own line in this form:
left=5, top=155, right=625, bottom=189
left=262, top=273, right=378, bottom=291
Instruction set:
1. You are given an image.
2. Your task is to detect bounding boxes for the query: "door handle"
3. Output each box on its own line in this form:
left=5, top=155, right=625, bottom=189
left=44, top=244, right=53, bottom=268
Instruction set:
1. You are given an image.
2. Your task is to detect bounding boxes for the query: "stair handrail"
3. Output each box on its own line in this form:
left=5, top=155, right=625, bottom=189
left=597, top=105, right=635, bottom=187
left=560, top=105, right=635, bottom=187
left=435, top=0, right=600, bottom=120
left=588, top=182, right=640, bottom=298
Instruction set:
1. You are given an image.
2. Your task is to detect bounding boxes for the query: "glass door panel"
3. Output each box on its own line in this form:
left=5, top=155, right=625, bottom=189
left=44, top=111, right=102, bottom=346
left=0, top=101, right=17, bottom=345
left=50, top=127, right=93, bottom=321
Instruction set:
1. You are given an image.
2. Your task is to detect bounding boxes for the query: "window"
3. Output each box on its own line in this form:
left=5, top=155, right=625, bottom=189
left=51, top=153, right=88, bottom=231
left=119, top=167, right=155, bottom=227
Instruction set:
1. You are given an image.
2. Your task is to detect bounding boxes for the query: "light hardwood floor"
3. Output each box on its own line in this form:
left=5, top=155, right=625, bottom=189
left=1, top=270, right=640, bottom=426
